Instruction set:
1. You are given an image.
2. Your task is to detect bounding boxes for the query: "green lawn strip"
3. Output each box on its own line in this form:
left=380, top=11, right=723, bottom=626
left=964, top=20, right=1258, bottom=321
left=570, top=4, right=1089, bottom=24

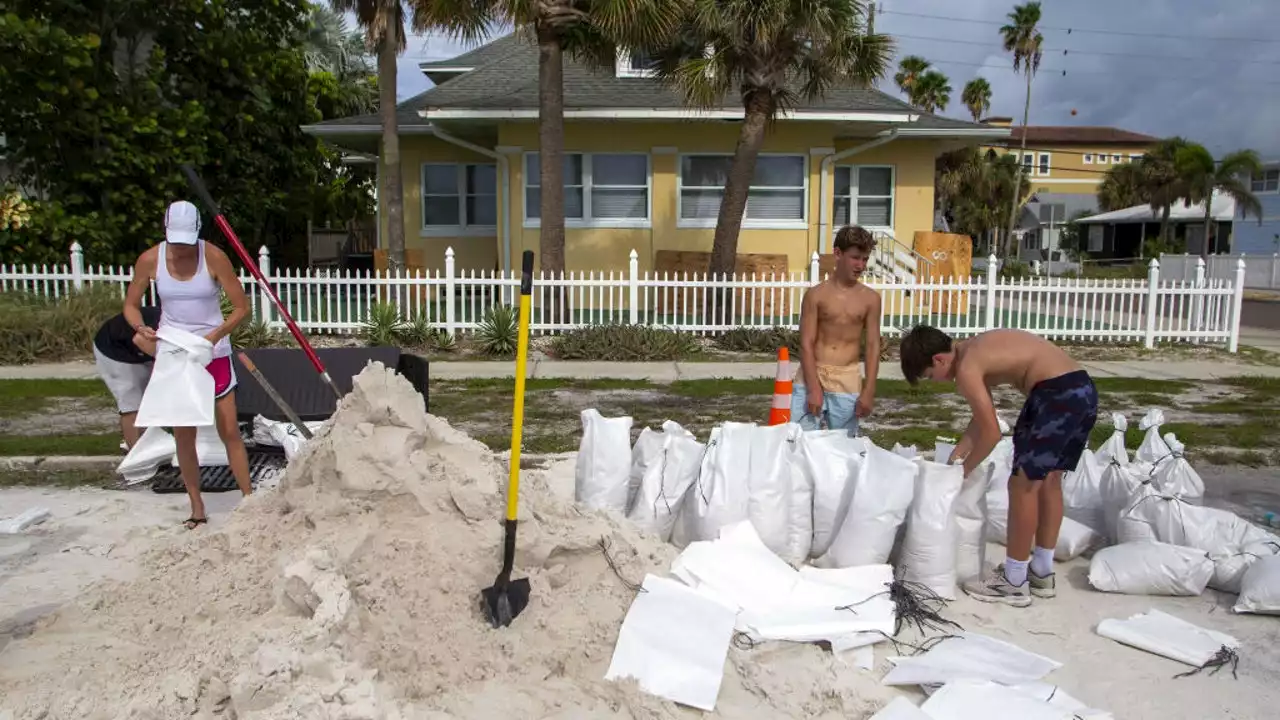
left=0, top=433, right=122, bottom=456
left=0, top=468, right=119, bottom=489
left=0, top=378, right=113, bottom=418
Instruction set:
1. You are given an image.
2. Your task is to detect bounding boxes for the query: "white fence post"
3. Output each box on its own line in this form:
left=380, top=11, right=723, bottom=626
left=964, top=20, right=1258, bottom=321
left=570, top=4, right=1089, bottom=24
left=628, top=249, right=639, bottom=325
left=1273, top=254, right=1279, bottom=290
left=1144, top=258, right=1160, bottom=349
left=1228, top=258, right=1246, bottom=353
left=1193, top=257, right=1205, bottom=344
left=984, top=253, right=998, bottom=330
left=257, top=245, right=273, bottom=326
left=444, top=247, right=456, bottom=337
left=69, top=242, right=84, bottom=291
left=809, top=252, right=820, bottom=284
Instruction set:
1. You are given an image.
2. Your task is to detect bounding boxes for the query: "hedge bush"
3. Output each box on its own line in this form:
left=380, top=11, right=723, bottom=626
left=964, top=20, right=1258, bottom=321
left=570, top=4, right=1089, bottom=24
left=551, top=324, right=701, bottom=361
left=0, top=285, right=122, bottom=364
left=713, top=326, right=800, bottom=355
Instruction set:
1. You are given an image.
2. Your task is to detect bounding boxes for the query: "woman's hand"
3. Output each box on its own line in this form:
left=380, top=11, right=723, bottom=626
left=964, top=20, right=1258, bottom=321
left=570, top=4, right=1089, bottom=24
left=132, top=333, right=157, bottom=357
left=136, top=325, right=157, bottom=342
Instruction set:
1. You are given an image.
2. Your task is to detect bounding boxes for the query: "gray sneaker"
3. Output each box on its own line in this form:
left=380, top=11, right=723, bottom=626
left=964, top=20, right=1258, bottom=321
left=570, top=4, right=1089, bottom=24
left=963, top=566, right=1032, bottom=608
left=1028, top=568, right=1056, bottom=599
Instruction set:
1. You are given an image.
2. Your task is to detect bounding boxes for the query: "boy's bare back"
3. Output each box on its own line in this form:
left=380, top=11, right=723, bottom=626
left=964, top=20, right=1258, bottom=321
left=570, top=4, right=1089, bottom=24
left=953, top=329, right=1081, bottom=395
left=802, top=280, right=879, bottom=368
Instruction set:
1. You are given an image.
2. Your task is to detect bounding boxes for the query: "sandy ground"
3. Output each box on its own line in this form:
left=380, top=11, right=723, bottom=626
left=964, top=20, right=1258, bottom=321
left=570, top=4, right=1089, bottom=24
left=3, top=455, right=1279, bottom=719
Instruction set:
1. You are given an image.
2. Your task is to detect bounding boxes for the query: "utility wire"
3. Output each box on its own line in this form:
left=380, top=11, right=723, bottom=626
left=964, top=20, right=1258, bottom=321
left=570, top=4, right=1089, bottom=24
left=901, top=55, right=1280, bottom=87
left=881, top=8, right=1280, bottom=44
left=890, top=32, right=1280, bottom=67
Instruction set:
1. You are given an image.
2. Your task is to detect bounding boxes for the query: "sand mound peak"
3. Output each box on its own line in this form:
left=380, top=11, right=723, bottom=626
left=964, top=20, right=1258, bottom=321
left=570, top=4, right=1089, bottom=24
left=0, top=363, right=891, bottom=719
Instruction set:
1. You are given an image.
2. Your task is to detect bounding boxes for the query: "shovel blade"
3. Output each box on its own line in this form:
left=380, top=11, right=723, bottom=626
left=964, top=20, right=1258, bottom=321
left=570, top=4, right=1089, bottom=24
left=481, top=576, right=531, bottom=628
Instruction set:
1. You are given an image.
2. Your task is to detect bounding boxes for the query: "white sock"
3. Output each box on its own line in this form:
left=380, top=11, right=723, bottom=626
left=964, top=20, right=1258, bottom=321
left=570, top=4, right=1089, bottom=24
left=1004, top=557, right=1029, bottom=587
left=1031, top=546, right=1055, bottom=578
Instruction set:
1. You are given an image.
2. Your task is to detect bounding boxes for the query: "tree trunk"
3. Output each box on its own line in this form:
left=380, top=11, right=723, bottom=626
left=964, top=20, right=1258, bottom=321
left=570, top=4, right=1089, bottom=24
left=1005, top=69, right=1034, bottom=258
left=536, top=29, right=567, bottom=323
left=707, top=92, right=773, bottom=325
left=1201, top=179, right=1213, bottom=258
left=378, top=37, right=405, bottom=273
left=1159, top=204, right=1171, bottom=251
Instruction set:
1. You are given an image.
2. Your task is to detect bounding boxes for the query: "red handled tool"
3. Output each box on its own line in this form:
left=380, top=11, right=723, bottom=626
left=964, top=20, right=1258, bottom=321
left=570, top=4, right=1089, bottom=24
left=180, top=164, right=342, bottom=400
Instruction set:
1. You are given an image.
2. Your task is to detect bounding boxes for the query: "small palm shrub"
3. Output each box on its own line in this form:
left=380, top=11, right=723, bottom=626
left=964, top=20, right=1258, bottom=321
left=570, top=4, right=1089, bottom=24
left=476, top=304, right=519, bottom=356
left=362, top=302, right=405, bottom=347
left=550, top=324, right=700, bottom=361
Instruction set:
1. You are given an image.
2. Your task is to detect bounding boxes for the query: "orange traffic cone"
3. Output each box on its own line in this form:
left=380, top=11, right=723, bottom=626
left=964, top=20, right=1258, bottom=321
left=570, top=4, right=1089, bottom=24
left=768, top=347, right=792, bottom=426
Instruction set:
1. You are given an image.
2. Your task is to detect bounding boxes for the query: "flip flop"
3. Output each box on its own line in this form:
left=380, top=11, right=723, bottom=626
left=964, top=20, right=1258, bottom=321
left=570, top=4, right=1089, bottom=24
left=183, top=517, right=208, bottom=530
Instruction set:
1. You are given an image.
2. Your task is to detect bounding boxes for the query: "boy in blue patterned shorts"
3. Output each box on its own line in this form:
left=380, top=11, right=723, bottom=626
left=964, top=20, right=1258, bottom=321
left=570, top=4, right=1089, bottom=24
left=900, top=325, right=1098, bottom=607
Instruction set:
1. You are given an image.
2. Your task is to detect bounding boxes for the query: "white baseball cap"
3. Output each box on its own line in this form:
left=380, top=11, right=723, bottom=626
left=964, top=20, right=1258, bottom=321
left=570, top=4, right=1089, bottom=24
left=164, top=200, right=201, bottom=245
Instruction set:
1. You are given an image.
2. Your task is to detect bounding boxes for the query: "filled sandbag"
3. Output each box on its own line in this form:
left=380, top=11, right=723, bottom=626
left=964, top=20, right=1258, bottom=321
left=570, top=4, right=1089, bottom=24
left=675, top=423, right=754, bottom=546
left=988, top=512, right=1100, bottom=562
left=816, top=442, right=916, bottom=568
left=979, top=416, right=1015, bottom=537
left=117, top=426, right=176, bottom=484
left=1094, top=412, right=1129, bottom=467
left=800, top=431, right=868, bottom=557
left=747, top=423, right=811, bottom=564
left=1135, top=408, right=1171, bottom=465
left=893, top=443, right=918, bottom=459
left=627, top=426, right=667, bottom=514
left=1116, top=490, right=1280, bottom=592
left=627, top=421, right=704, bottom=542
left=953, top=463, right=990, bottom=584
left=1150, top=433, right=1204, bottom=504
left=255, top=416, right=324, bottom=461
left=1088, top=542, right=1214, bottom=596
left=134, top=326, right=216, bottom=428
left=1062, top=449, right=1106, bottom=535
left=575, top=409, right=635, bottom=511
left=1099, top=460, right=1149, bottom=543
left=899, top=459, right=964, bottom=599
left=1234, top=555, right=1280, bottom=615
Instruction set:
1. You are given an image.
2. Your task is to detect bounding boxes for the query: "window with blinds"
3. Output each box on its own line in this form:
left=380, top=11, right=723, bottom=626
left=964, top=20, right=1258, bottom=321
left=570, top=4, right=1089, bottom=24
left=833, top=165, right=894, bottom=228
left=421, top=163, right=497, bottom=230
left=524, top=152, right=650, bottom=225
left=678, top=154, right=805, bottom=225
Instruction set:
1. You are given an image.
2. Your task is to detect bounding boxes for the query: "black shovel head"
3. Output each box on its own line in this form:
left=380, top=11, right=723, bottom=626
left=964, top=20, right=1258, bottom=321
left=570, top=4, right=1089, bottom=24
left=481, top=574, right=531, bottom=628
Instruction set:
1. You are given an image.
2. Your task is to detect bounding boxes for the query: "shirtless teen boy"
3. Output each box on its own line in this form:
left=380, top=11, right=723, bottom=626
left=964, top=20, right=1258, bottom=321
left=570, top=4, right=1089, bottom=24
left=792, top=225, right=882, bottom=435
left=899, top=325, right=1099, bottom=607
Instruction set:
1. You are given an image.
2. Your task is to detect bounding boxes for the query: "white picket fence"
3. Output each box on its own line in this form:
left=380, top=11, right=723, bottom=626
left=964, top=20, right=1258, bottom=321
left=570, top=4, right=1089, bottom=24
left=1161, top=253, right=1280, bottom=290
left=0, top=243, right=1248, bottom=351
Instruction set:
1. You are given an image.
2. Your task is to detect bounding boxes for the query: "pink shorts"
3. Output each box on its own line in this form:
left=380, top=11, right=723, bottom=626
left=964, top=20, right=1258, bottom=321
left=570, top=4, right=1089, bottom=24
left=207, top=356, right=238, bottom=399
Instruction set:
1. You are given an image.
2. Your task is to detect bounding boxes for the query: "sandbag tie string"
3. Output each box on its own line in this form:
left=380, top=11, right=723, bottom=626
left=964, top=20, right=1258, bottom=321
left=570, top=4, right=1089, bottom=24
left=1173, top=645, right=1239, bottom=680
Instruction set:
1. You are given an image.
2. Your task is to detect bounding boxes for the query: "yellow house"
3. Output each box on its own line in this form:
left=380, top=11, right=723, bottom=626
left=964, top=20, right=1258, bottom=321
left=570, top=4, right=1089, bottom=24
left=981, top=117, right=1159, bottom=197
left=304, top=34, right=1009, bottom=277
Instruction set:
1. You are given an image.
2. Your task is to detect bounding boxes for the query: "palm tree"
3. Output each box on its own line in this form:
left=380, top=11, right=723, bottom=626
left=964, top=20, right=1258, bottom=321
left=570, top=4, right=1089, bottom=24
left=961, top=77, right=992, bottom=122
left=1140, top=137, right=1192, bottom=248
left=652, top=0, right=892, bottom=284
left=304, top=4, right=377, bottom=117
left=1097, top=162, right=1148, bottom=212
left=1175, top=144, right=1263, bottom=257
left=894, top=56, right=931, bottom=102
left=488, top=1, right=684, bottom=276
left=332, top=0, right=493, bottom=272
left=939, top=149, right=1028, bottom=252
left=914, top=70, right=951, bottom=113
left=1000, top=1, right=1043, bottom=257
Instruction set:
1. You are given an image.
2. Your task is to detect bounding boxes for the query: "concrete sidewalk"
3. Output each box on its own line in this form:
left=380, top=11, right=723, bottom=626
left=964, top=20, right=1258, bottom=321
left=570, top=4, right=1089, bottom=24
left=8, top=357, right=1280, bottom=383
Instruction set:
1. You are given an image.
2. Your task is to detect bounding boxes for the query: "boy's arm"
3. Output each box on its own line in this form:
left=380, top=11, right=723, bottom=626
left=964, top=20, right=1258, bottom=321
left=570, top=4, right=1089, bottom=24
left=950, top=387, right=996, bottom=464
left=956, top=368, right=1002, bottom=478
left=856, top=291, right=882, bottom=417
left=799, top=289, right=822, bottom=410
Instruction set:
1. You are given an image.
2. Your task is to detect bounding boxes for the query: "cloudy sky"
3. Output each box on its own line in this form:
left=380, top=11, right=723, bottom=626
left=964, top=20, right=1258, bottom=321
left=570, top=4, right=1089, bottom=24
left=376, top=0, right=1280, bottom=158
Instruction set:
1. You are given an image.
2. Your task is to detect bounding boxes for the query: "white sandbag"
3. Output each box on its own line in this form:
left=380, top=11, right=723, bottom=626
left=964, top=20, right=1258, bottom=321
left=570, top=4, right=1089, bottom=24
left=1234, top=555, right=1280, bottom=615
left=169, top=424, right=230, bottom=468
left=1099, top=460, right=1149, bottom=543
left=921, top=680, right=1078, bottom=720
left=881, top=632, right=1062, bottom=687
left=1151, top=434, right=1204, bottom=504
left=800, top=431, right=867, bottom=557
left=899, top=459, right=964, bottom=599
left=1088, top=542, right=1214, bottom=596
left=117, top=426, right=176, bottom=485
left=934, top=438, right=956, bottom=465
left=1116, top=490, right=1280, bottom=592
left=738, top=564, right=897, bottom=643
left=628, top=422, right=703, bottom=542
left=782, top=428, right=814, bottom=565
left=255, top=416, right=323, bottom=461
left=952, top=464, right=990, bottom=584
left=869, top=697, right=930, bottom=720
left=1054, top=517, right=1102, bottom=560
left=1096, top=609, right=1240, bottom=668
left=628, top=427, right=667, bottom=514
left=575, top=409, right=634, bottom=511
left=1062, top=449, right=1106, bottom=534
left=980, top=417, right=1015, bottom=539
left=1094, top=412, right=1129, bottom=467
left=893, top=443, right=918, bottom=459
left=816, top=443, right=916, bottom=569
left=674, top=423, right=756, bottom=547
left=740, top=423, right=808, bottom=563
left=134, top=326, right=215, bottom=428
left=1135, top=408, right=1171, bottom=465
left=0, top=507, right=52, bottom=535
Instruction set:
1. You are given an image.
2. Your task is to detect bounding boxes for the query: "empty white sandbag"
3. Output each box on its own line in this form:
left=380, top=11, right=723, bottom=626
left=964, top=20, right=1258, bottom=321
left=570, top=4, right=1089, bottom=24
left=893, top=443, right=918, bottom=459
left=899, top=459, right=964, bottom=599
left=1062, top=449, right=1106, bottom=534
left=1094, top=412, right=1129, bottom=467
left=868, top=697, right=931, bottom=720
left=1150, top=434, right=1204, bottom=504
left=1234, top=555, right=1280, bottom=615
left=1135, top=408, right=1171, bottom=465
left=628, top=421, right=703, bottom=542
left=816, top=442, right=916, bottom=568
left=800, top=431, right=867, bottom=557
left=170, top=424, right=230, bottom=468
left=1096, top=609, right=1239, bottom=668
left=134, top=326, right=215, bottom=428
left=575, top=409, right=634, bottom=511
left=1088, top=542, right=1214, bottom=596
left=117, top=426, right=176, bottom=484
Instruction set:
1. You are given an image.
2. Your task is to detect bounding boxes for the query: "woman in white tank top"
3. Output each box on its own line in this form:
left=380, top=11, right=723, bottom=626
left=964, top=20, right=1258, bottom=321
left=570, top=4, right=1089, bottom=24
left=123, top=200, right=253, bottom=529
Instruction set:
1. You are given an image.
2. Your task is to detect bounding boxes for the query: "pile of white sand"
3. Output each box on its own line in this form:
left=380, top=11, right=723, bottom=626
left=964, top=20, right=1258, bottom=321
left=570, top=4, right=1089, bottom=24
left=0, top=364, right=894, bottom=719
